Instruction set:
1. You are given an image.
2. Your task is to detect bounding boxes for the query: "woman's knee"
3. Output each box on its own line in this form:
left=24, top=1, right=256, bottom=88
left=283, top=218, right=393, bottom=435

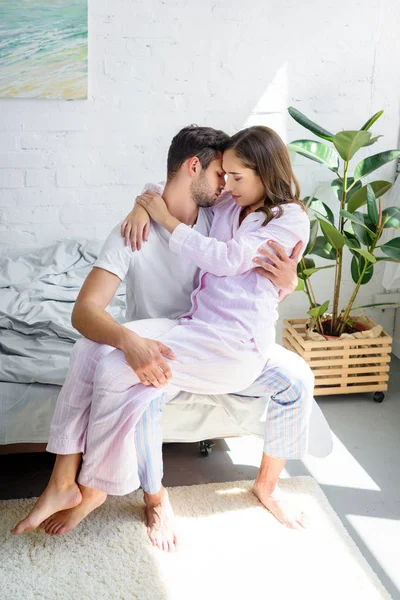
left=271, top=360, right=314, bottom=407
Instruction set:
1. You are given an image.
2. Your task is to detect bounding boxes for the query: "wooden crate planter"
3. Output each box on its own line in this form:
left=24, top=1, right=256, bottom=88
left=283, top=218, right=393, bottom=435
left=283, top=317, right=392, bottom=399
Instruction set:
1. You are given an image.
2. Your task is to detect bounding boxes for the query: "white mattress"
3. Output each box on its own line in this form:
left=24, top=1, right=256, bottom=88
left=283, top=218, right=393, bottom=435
left=0, top=382, right=333, bottom=457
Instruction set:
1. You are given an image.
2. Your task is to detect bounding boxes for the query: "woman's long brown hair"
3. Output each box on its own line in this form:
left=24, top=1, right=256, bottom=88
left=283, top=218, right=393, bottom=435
left=225, top=125, right=305, bottom=225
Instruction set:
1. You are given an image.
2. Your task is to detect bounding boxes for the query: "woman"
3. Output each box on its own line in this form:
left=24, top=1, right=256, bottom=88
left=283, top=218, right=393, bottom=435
left=11, top=126, right=310, bottom=539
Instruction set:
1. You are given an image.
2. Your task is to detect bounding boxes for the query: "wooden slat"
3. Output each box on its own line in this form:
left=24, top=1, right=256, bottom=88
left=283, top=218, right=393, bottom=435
left=282, top=332, right=308, bottom=358
left=314, top=383, right=388, bottom=396
left=282, top=320, right=307, bottom=349
left=282, top=339, right=301, bottom=357
left=313, top=374, right=389, bottom=385
left=306, top=346, right=392, bottom=359
left=313, top=365, right=390, bottom=376
left=301, top=335, right=391, bottom=349
left=307, top=355, right=391, bottom=367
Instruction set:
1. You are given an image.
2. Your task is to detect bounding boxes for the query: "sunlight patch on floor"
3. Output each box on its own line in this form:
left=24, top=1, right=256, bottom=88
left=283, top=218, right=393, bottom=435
left=303, top=430, right=381, bottom=491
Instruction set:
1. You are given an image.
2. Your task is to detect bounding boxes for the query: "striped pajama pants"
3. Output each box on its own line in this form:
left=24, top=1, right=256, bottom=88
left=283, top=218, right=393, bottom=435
left=46, top=326, right=314, bottom=495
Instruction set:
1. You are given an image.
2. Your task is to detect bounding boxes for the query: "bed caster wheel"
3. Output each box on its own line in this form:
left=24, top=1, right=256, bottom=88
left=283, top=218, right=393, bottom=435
left=373, top=392, right=385, bottom=403
left=200, top=440, right=215, bottom=457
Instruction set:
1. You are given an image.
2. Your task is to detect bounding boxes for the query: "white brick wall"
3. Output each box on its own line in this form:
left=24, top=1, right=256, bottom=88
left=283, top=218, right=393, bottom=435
left=1, top=0, right=400, bottom=336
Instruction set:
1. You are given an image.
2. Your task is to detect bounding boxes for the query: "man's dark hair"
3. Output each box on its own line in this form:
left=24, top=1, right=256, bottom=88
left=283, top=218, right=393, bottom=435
left=167, top=125, right=230, bottom=180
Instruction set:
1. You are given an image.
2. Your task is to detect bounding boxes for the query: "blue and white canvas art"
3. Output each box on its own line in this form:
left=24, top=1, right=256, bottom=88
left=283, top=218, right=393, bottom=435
left=0, top=0, right=88, bottom=99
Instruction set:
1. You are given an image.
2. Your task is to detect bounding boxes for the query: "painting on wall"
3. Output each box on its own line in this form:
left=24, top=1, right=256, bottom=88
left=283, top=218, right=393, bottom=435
left=0, top=0, right=88, bottom=100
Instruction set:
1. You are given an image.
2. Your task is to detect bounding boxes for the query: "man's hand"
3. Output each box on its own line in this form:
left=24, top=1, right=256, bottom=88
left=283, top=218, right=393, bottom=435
left=253, top=240, right=303, bottom=301
left=121, top=203, right=151, bottom=251
left=121, top=332, right=176, bottom=388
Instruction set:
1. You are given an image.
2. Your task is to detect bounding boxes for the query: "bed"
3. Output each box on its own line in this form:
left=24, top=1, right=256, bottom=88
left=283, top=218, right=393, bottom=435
left=0, top=240, right=332, bottom=457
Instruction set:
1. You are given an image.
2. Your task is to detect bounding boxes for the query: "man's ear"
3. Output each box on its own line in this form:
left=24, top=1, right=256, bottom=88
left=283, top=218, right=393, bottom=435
left=187, top=156, right=201, bottom=177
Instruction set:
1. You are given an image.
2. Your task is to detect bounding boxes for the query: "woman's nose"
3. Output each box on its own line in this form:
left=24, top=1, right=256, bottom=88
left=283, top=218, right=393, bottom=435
left=223, top=180, right=231, bottom=192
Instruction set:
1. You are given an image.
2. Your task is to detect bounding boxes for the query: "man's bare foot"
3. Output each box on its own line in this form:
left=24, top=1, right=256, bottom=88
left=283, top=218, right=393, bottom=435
left=10, top=481, right=82, bottom=535
left=39, top=484, right=107, bottom=536
left=253, top=482, right=307, bottom=530
left=144, top=487, right=177, bottom=552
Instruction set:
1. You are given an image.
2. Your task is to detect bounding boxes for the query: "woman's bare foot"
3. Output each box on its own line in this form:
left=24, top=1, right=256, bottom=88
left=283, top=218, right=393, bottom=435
left=253, top=482, right=307, bottom=530
left=144, top=487, right=177, bottom=552
left=10, top=481, right=82, bottom=535
left=39, top=484, right=107, bottom=535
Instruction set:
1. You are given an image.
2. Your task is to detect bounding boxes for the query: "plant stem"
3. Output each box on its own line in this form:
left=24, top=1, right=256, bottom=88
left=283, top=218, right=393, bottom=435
left=331, top=161, right=348, bottom=334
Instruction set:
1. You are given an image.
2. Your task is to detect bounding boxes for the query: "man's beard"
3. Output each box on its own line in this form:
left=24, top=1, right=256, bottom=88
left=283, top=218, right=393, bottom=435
left=190, top=174, right=217, bottom=208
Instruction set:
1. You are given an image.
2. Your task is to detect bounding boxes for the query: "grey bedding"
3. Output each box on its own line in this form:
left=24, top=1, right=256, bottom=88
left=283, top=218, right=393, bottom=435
left=0, top=239, right=127, bottom=385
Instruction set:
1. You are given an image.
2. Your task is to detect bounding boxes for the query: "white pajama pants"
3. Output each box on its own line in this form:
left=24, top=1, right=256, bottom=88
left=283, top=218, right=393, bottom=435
left=47, top=318, right=268, bottom=494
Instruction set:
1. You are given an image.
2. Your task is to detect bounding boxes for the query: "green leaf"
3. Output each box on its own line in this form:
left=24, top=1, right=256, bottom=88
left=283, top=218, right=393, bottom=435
left=360, top=110, right=384, bottom=131
left=287, top=107, right=334, bottom=141
left=304, top=219, right=319, bottom=255
left=318, top=219, right=345, bottom=250
left=331, top=177, right=362, bottom=203
left=352, top=222, right=374, bottom=246
left=347, top=180, right=392, bottom=213
left=352, top=248, right=376, bottom=263
left=287, top=140, right=340, bottom=172
left=295, top=278, right=305, bottom=291
left=364, top=135, right=383, bottom=147
left=332, top=130, right=372, bottom=161
left=309, top=199, right=335, bottom=225
left=303, top=265, right=335, bottom=276
left=344, top=230, right=361, bottom=248
left=366, top=185, right=378, bottom=225
left=339, top=210, right=375, bottom=236
left=350, top=255, right=374, bottom=284
left=353, top=150, right=400, bottom=182
left=382, top=207, right=400, bottom=229
left=302, top=257, right=316, bottom=269
left=310, top=236, right=336, bottom=260
left=302, top=196, right=313, bottom=208
left=307, top=300, right=330, bottom=319
left=380, top=238, right=400, bottom=260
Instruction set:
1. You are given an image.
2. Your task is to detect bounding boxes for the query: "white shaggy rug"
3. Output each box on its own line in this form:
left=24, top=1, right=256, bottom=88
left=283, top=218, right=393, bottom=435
left=0, top=477, right=390, bottom=600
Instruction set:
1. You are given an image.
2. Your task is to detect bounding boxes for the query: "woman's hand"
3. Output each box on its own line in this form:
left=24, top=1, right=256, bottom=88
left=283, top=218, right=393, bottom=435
left=121, top=203, right=151, bottom=251
left=136, top=191, right=175, bottom=228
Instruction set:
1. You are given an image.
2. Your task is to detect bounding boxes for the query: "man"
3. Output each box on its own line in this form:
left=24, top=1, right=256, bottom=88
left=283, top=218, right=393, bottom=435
left=12, top=126, right=331, bottom=549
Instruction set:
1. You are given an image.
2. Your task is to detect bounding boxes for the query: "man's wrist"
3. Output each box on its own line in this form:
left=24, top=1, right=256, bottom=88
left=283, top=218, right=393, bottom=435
left=116, top=326, right=141, bottom=353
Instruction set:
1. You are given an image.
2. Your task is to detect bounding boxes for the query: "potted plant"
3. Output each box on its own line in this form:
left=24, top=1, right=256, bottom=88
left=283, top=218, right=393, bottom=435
left=283, top=107, right=400, bottom=402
